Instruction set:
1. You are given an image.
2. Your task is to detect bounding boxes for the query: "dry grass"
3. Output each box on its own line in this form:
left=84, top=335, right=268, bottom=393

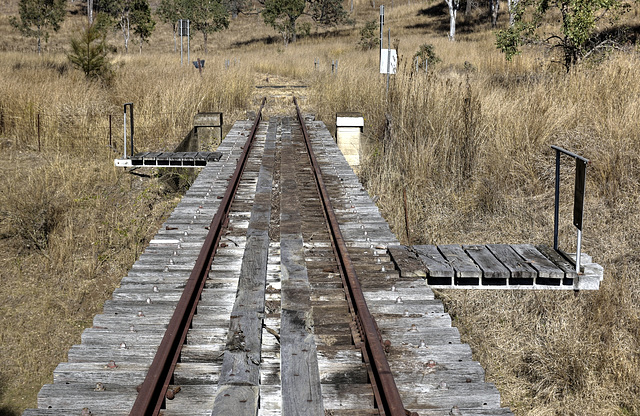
left=307, top=11, right=640, bottom=414
left=1, top=1, right=640, bottom=414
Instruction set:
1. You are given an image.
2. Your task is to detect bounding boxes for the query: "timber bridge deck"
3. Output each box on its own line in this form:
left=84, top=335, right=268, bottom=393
left=24, top=99, right=601, bottom=416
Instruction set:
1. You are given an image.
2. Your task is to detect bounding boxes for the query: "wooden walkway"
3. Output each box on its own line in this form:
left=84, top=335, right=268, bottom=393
left=22, top=112, right=552, bottom=415
left=389, top=244, right=603, bottom=290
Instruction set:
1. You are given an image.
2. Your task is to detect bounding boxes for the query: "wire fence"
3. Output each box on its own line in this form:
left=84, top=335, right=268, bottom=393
left=0, top=108, right=195, bottom=156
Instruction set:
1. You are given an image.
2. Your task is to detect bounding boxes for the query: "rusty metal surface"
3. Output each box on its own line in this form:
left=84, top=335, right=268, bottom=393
left=293, top=96, right=406, bottom=416
left=129, top=98, right=266, bottom=416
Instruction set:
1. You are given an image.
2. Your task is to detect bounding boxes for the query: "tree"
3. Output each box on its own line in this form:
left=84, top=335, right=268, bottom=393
left=131, top=0, right=155, bottom=53
left=68, top=17, right=111, bottom=80
left=490, top=0, right=499, bottom=27
left=157, top=0, right=184, bottom=51
left=95, top=0, right=132, bottom=52
left=507, top=0, right=519, bottom=25
left=496, top=0, right=629, bottom=70
left=358, top=19, right=379, bottom=50
left=10, top=0, right=66, bottom=54
left=224, top=0, right=250, bottom=19
left=308, top=0, right=349, bottom=27
left=261, top=0, right=349, bottom=45
left=262, top=0, right=306, bottom=45
left=95, top=0, right=154, bottom=53
left=184, top=0, right=229, bottom=54
left=444, top=0, right=460, bottom=41
left=413, top=43, right=441, bottom=70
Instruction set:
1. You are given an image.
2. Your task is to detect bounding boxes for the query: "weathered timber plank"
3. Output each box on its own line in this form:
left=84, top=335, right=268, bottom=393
left=401, top=381, right=502, bottom=409
left=387, top=245, right=427, bottom=278
left=212, top=116, right=276, bottom=416
left=438, top=244, right=481, bottom=285
left=280, top=117, right=324, bottom=416
left=535, top=244, right=577, bottom=285
left=486, top=244, right=536, bottom=285
left=280, top=310, right=324, bottom=415
left=413, top=245, right=454, bottom=286
left=463, top=245, right=509, bottom=285
left=210, top=385, right=259, bottom=416
left=36, top=383, right=136, bottom=411
left=417, top=410, right=513, bottom=416
left=511, top=244, right=564, bottom=284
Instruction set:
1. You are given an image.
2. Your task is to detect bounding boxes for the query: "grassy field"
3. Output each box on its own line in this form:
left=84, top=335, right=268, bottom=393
left=1, top=0, right=639, bottom=415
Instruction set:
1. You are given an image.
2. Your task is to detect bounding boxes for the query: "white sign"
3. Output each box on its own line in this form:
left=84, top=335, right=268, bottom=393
left=380, top=49, right=397, bottom=74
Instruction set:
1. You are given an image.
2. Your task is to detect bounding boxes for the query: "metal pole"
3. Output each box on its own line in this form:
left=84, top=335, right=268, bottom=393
left=187, top=20, right=190, bottom=65
left=37, top=113, right=41, bottom=152
left=553, top=148, right=560, bottom=250
left=123, top=107, right=127, bottom=158
left=576, top=229, right=582, bottom=273
left=180, top=20, right=183, bottom=65
left=386, top=29, right=391, bottom=92
left=379, top=6, right=384, bottom=72
left=129, top=104, right=134, bottom=156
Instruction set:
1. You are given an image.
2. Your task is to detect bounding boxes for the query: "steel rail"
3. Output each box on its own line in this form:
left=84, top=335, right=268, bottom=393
left=293, top=97, right=407, bottom=416
left=129, top=97, right=267, bottom=416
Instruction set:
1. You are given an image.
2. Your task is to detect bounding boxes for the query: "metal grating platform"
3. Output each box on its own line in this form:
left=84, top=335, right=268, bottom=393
left=114, top=151, right=223, bottom=168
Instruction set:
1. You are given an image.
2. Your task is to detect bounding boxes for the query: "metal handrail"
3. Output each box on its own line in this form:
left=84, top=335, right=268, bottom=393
left=123, top=103, right=134, bottom=158
left=551, top=145, right=589, bottom=273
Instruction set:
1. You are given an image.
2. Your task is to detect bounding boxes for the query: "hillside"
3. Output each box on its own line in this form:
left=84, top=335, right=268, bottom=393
left=1, top=1, right=640, bottom=415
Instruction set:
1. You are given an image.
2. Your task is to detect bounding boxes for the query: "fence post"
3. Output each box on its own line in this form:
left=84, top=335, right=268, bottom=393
left=37, top=113, right=41, bottom=152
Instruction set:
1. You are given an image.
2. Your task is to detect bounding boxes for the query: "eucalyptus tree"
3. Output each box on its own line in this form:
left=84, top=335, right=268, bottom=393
left=157, top=0, right=184, bottom=51
left=261, top=0, right=350, bottom=45
left=132, top=0, right=155, bottom=53
left=262, top=0, right=306, bottom=45
left=496, top=0, right=630, bottom=70
left=444, top=0, right=459, bottom=41
left=95, top=0, right=155, bottom=53
left=10, top=0, right=66, bottom=54
left=183, top=0, right=229, bottom=54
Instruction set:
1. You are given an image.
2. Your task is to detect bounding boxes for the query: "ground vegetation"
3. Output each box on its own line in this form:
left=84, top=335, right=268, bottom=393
left=1, top=1, right=640, bottom=415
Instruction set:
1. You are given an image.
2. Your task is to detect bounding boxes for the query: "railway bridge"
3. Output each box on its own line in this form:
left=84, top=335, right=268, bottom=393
left=24, top=98, right=602, bottom=416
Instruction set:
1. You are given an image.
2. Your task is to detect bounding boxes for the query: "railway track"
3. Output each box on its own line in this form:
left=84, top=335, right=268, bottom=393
left=24, top=99, right=513, bottom=416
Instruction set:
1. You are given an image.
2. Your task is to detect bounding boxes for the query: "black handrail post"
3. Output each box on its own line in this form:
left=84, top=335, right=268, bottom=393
left=123, top=103, right=134, bottom=158
left=550, top=145, right=589, bottom=274
left=553, top=148, right=561, bottom=250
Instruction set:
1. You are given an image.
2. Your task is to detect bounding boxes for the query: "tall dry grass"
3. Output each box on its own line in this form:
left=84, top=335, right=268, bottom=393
left=2, top=1, right=640, bottom=414
left=307, top=24, right=640, bottom=414
left=0, top=21, right=254, bottom=413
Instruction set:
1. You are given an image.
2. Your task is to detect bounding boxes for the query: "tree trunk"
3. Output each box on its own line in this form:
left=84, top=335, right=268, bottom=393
left=121, top=17, right=130, bottom=53
left=88, top=0, right=93, bottom=24
left=139, top=34, right=143, bottom=54
left=465, top=0, right=471, bottom=14
left=446, top=0, right=457, bottom=41
left=173, top=25, right=177, bottom=52
left=290, top=18, right=297, bottom=43
left=37, top=24, right=42, bottom=54
left=508, top=0, right=518, bottom=25
left=490, top=0, right=499, bottom=27
left=204, top=32, right=208, bottom=54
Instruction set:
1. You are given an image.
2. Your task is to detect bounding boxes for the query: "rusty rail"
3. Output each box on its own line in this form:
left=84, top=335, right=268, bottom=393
left=129, top=97, right=266, bottom=416
left=293, top=97, right=407, bottom=416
